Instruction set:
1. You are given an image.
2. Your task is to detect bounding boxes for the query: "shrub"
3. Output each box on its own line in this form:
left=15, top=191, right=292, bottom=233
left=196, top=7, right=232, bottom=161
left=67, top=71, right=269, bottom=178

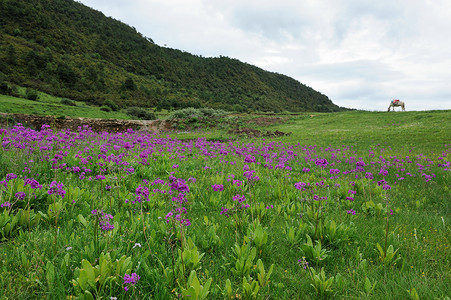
left=168, top=107, right=229, bottom=120
left=25, top=88, right=39, bottom=101
left=126, top=107, right=156, bottom=120
left=0, top=82, right=13, bottom=95
left=104, top=99, right=119, bottom=111
left=60, top=98, right=76, bottom=106
left=100, top=105, right=111, bottom=112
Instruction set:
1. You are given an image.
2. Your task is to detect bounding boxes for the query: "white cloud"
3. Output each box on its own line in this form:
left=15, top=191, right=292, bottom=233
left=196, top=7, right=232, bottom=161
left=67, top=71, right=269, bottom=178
left=78, top=0, right=451, bottom=111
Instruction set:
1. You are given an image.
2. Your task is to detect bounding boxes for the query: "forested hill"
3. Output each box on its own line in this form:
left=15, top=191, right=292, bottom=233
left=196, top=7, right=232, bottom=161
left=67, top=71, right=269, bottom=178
left=0, top=0, right=344, bottom=112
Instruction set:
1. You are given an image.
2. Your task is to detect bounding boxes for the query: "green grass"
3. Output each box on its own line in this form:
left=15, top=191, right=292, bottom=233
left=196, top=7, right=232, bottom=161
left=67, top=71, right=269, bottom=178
left=0, top=91, right=133, bottom=119
left=0, top=107, right=450, bottom=299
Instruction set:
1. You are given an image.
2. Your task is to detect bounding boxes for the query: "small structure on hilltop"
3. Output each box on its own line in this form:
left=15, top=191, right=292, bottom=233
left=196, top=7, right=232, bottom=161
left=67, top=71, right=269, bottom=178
left=387, top=99, right=405, bottom=112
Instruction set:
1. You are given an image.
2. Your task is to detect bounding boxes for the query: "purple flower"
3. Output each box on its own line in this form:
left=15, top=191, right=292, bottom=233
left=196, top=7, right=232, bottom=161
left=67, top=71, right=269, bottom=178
left=220, top=207, right=230, bottom=217
left=329, top=168, right=340, bottom=175
left=170, top=178, right=190, bottom=192
left=92, top=210, right=115, bottom=231
left=233, top=194, right=246, bottom=202
left=379, top=169, right=389, bottom=176
left=365, top=172, right=373, bottom=179
left=315, top=158, right=328, bottom=168
left=232, top=180, right=243, bottom=187
left=164, top=211, right=173, bottom=222
left=123, top=272, right=140, bottom=291
left=294, top=182, right=307, bottom=190
left=244, top=155, right=256, bottom=163
left=212, top=184, right=224, bottom=192
left=302, top=167, right=310, bottom=173
left=346, top=209, right=356, bottom=215
left=96, top=175, right=106, bottom=180
left=243, top=170, right=259, bottom=182
left=377, top=179, right=387, bottom=186
left=24, top=178, right=42, bottom=190
left=47, top=181, right=66, bottom=199
left=1, top=202, right=11, bottom=208
left=6, top=173, right=17, bottom=181
left=298, top=257, right=309, bottom=269
left=15, top=192, right=26, bottom=200
left=382, top=184, right=391, bottom=190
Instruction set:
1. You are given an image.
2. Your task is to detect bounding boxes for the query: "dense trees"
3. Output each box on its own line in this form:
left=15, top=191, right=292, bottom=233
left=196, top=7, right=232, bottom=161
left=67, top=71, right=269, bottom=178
left=0, top=0, right=344, bottom=112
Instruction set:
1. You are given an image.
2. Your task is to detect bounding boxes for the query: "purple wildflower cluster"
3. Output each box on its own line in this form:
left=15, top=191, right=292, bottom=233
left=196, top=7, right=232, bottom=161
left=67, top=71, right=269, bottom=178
left=165, top=207, right=191, bottom=226
left=92, top=209, right=114, bottom=231
left=47, top=181, right=66, bottom=199
left=220, top=194, right=250, bottom=217
left=211, top=184, right=224, bottom=191
left=123, top=272, right=140, bottom=291
left=15, top=192, right=26, bottom=200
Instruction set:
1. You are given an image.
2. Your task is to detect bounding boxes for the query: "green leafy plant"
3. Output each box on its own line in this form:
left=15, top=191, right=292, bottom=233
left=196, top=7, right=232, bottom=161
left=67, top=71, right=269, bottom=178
left=376, top=243, right=401, bottom=267
left=224, top=279, right=234, bottom=299
left=363, top=277, right=377, bottom=297
left=179, top=270, right=212, bottom=300
left=0, top=208, right=41, bottom=240
left=242, top=277, right=260, bottom=300
left=362, top=200, right=386, bottom=216
left=284, top=223, right=302, bottom=246
left=323, top=219, right=354, bottom=247
left=309, top=267, right=334, bottom=297
left=71, top=253, right=133, bottom=298
left=231, top=243, right=257, bottom=277
left=178, top=237, right=205, bottom=275
left=255, top=259, right=274, bottom=288
left=201, top=223, right=222, bottom=250
left=407, top=287, right=420, bottom=300
left=301, top=234, right=329, bottom=265
left=247, top=221, right=269, bottom=254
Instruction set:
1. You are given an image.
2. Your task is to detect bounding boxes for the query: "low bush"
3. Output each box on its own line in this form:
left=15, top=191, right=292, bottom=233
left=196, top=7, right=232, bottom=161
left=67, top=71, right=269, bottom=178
left=126, top=106, right=156, bottom=120
left=168, top=107, right=229, bottom=120
left=104, top=99, right=119, bottom=111
left=60, top=98, right=76, bottom=106
left=100, top=105, right=111, bottom=112
left=25, top=88, right=39, bottom=101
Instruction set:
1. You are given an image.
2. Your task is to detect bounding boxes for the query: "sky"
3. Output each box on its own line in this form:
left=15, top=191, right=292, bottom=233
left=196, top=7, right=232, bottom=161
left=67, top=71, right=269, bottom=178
left=78, top=0, right=451, bottom=111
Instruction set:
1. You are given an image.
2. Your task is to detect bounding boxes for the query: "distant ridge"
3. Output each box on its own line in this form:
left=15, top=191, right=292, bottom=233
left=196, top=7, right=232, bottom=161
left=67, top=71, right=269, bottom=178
left=0, top=0, right=345, bottom=112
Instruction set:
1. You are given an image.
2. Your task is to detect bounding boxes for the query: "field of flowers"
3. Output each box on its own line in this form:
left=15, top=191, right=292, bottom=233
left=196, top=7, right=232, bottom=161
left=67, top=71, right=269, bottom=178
left=0, top=119, right=450, bottom=299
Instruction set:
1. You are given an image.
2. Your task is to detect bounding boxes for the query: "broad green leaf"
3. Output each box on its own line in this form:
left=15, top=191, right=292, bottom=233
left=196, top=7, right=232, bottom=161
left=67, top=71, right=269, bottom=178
left=46, top=261, right=55, bottom=288
left=81, top=259, right=96, bottom=282
left=364, top=277, right=372, bottom=293
left=78, top=214, right=88, bottom=228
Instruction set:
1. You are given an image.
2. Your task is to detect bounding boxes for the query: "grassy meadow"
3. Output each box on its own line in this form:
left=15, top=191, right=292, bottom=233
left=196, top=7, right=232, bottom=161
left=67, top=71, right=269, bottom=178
left=0, top=109, right=450, bottom=299
left=0, top=89, right=134, bottom=120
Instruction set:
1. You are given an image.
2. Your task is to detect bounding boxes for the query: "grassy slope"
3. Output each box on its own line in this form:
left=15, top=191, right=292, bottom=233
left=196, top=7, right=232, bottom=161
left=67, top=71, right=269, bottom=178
left=0, top=91, right=132, bottom=119
left=279, top=110, right=451, bottom=151
left=173, top=110, right=451, bottom=154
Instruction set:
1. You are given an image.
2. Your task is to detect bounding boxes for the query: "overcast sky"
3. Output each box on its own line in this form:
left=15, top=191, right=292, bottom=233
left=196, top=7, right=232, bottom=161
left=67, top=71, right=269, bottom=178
left=78, top=0, right=451, bottom=111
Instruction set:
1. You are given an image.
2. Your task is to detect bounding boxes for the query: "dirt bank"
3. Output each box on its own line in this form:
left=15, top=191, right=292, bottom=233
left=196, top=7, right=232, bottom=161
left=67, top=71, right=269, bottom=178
left=0, top=113, right=173, bottom=133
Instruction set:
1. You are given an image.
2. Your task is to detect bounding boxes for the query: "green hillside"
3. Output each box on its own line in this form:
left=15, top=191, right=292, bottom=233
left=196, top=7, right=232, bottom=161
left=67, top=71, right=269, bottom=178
left=0, top=0, right=344, bottom=113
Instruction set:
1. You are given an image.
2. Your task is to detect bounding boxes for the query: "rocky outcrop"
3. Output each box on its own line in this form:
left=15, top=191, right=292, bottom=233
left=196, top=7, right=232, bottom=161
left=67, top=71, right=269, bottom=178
left=0, top=113, right=174, bottom=133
